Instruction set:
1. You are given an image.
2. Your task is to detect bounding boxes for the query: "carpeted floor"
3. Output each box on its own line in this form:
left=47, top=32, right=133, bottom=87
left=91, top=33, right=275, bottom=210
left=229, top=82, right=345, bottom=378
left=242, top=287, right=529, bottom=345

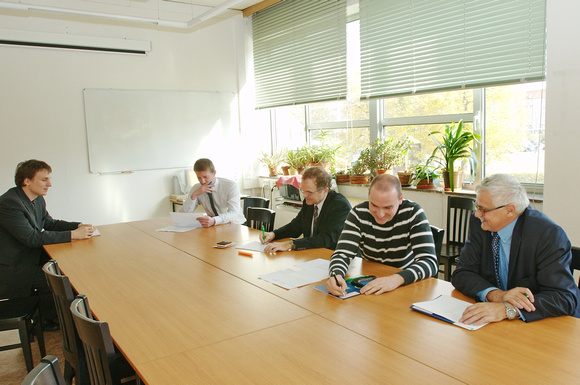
left=0, top=328, right=65, bottom=385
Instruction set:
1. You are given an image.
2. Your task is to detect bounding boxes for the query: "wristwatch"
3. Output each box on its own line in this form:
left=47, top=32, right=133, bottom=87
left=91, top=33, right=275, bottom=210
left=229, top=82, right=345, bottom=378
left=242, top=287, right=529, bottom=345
left=504, top=302, right=517, bottom=320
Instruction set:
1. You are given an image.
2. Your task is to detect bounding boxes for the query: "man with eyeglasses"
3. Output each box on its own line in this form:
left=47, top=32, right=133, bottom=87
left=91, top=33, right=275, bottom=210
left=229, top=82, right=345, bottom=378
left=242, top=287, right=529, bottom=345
left=260, top=166, right=351, bottom=253
left=327, top=174, right=438, bottom=296
left=453, top=173, right=580, bottom=324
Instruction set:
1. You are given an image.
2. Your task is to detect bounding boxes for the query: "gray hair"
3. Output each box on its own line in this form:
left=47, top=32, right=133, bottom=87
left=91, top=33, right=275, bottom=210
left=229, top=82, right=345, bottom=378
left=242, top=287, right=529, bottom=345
left=475, top=174, right=529, bottom=214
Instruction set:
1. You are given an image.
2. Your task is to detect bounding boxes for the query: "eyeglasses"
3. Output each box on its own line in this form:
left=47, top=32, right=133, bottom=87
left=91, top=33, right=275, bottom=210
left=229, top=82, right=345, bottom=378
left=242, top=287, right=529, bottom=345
left=300, top=188, right=324, bottom=196
left=475, top=204, right=507, bottom=214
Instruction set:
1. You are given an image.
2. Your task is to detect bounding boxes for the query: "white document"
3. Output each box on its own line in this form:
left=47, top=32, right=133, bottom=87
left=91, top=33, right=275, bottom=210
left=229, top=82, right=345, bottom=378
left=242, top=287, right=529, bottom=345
left=258, top=258, right=330, bottom=290
left=236, top=241, right=267, bottom=252
left=411, top=295, right=488, bottom=331
left=156, top=212, right=204, bottom=232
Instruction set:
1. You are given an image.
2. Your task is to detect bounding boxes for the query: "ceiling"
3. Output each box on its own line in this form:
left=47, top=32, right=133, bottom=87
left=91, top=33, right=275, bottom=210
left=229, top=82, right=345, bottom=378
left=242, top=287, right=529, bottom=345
left=0, top=0, right=282, bottom=28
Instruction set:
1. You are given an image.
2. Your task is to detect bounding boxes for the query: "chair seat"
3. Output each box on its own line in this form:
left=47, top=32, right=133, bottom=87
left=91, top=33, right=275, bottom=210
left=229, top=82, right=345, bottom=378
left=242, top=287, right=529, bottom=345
left=0, top=297, right=40, bottom=325
left=440, top=244, right=464, bottom=258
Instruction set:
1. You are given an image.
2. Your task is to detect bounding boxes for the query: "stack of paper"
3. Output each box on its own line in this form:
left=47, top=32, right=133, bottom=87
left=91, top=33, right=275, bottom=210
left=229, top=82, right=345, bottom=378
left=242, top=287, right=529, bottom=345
left=411, top=295, right=488, bottom=331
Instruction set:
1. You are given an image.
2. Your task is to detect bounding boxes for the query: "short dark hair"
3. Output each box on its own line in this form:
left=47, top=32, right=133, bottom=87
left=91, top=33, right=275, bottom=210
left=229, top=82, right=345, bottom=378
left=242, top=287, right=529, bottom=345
left=302, top=166, right=332, bottom=189
left=193, top=158, right=215, bottom=173
left=369, top=174, right=402, bottom=197
left=15, top=160, right=52, bottom=187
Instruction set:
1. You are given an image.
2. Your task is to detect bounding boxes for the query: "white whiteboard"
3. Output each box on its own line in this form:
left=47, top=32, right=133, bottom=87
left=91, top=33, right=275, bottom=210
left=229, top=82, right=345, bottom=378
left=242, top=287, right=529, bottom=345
left=84, top=89, right=239, bottom=173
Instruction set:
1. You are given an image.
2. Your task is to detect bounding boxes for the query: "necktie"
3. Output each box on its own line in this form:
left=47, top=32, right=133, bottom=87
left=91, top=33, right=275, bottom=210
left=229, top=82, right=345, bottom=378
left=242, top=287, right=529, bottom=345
left=313, top=205, right=318, bottom=231
left=207, top=193, right=219, bottom=217
left=492, top=232, right=502, bottom=289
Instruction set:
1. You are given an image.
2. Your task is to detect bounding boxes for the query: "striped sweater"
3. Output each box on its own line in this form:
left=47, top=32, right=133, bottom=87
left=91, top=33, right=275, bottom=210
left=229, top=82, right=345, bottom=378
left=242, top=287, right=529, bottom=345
left=329, top=199, right=438, bottom=285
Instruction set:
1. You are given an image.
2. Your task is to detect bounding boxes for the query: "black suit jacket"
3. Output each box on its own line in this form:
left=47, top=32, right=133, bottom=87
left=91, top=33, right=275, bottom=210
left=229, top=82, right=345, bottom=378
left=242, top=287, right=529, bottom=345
left=0, top=187, right=79, bottom=298
left=274, top=190, right=351, bottom=250
left=452, top=207, right=580, bottom=321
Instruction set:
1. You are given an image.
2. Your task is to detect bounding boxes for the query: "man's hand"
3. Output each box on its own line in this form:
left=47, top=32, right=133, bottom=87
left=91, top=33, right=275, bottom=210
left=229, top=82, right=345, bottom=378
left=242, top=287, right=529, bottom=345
left=260, top=231, right=275, bottom=244
left=487, top=287, right=535, bottom=312
left=264, top=241, right=292, bottom=254
left=326, top=274, right=346, bottom=296
left=360, top=274, right=404, bottom=295
left=191, top=182, right=214, bottom=200
left=197, top=215, right=216, bottom=228
left=459, top=302, right=507, bottom=325
left=72, top=224, right=94, bottom=240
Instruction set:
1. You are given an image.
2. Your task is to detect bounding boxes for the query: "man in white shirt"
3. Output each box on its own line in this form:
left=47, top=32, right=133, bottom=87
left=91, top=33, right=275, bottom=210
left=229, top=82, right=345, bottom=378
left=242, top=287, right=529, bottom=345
left=180, top=158, right=245, bottom=227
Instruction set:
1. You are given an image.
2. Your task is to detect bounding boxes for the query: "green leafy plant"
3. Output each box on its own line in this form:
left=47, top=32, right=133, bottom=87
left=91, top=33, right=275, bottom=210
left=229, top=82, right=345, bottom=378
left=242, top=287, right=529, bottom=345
left=428, top=120, right=481, bottom=191
left=370, top=137, right=411, bottom=171
left=306, top=130, right=340, bottom=167
left=258, top=150, right=285, bottom=169
left=349, top=159, right=369, bottom=176
left=410, top=161, right=441, bottom=186
left=285, top=147, right=309, bottom=170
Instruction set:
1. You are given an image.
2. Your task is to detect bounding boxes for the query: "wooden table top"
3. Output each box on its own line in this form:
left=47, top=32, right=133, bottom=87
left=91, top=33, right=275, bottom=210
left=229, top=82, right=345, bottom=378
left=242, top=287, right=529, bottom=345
left=46, top=219, right=580, bottom=384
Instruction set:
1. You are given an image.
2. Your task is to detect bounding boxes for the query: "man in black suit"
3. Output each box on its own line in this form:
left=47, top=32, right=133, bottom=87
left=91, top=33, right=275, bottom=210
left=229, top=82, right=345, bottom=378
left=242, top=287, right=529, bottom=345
left=453, top=173, right=580, bottom=324
left=0, top=160, right=94, bottom=327
left=261, top=166, right=351, bottom=252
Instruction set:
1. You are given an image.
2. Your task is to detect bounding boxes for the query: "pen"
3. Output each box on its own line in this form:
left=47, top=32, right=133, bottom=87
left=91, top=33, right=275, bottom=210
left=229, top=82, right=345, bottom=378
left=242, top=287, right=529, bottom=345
left=331, top=271, right=341, bottom=288
left=524, top=293, right=530, bottom=298
left=238, top=251, right=253, bottom=258
left=262, top=225, right=265, bottom=241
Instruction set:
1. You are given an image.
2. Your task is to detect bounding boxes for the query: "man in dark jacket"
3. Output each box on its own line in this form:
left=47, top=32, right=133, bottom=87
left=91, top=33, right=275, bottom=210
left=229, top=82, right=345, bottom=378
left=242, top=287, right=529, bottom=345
left=453, top=173, right=580, bottom=324
left=261, top=166, right=351, bottom=252
left=0, top=160, right=94, bottom=327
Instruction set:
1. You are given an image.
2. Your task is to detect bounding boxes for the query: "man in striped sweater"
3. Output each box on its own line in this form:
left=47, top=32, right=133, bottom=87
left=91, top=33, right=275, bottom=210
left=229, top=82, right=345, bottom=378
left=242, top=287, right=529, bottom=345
left=327, top=174, right=437, bottom=296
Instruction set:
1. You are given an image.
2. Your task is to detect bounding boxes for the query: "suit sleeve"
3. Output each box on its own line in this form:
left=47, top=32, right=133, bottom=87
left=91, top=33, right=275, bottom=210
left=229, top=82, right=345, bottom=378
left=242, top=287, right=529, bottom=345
left=273, top=202, right=308, bottom=240
left=293, top=194, right=351, bottom=250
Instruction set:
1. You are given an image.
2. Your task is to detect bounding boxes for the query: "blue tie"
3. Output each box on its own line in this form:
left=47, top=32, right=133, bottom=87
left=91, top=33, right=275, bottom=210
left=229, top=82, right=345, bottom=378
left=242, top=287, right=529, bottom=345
left=492, top=232, right=502, bottom=289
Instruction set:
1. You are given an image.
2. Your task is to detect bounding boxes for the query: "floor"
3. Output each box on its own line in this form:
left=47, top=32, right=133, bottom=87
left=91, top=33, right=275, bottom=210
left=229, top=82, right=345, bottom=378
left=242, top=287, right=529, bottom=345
left=0, top=328, right=65, bottom=385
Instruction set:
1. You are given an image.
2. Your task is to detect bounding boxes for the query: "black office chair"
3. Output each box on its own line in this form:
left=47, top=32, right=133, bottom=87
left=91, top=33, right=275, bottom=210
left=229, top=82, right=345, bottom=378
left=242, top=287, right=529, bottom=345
left=430, top=225, right=445, bottom=264
left=70, top=295, right=140, bottom=385
left=0, top=296, right=45, bottom=372
left=242, top=196, right=270, bottom=225
left=22, top=355, right=66, bottom=385
left=43, top=260, right=87, bottom=385
left=439, top=196, right=475, bottom=281
left=570, top=247, right=580, bottom=288
left=246, top=207, right=276, bottom=232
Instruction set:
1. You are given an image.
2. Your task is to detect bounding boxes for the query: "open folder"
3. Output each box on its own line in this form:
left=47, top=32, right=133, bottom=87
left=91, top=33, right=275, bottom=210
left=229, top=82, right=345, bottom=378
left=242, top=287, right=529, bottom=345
left=411, top=295, right=488, bottom=331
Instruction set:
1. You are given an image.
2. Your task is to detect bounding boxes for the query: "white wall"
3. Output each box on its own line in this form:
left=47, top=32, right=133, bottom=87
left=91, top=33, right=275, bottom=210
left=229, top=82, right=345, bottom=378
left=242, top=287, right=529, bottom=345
left=0, top=8, right=244, bottom=225
left=544, top=1, right=580, bottom=245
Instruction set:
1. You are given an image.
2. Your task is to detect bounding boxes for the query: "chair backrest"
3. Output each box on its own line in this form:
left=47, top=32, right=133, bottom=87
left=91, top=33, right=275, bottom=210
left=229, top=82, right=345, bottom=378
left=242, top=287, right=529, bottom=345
left=70, top=295, right=121, bottom=385
left=445, top=196, right=475, bottom=246
left=242, top=197, right=270, bottom=219
left=42, top=260, right=87, bottom=384
left=246, top=207, right=276, bottom=232
left=570, top=247, right=580, bottom=288
left=22, top=355, right=66, bottom=385
left=430, top=225, right=445, bottom=263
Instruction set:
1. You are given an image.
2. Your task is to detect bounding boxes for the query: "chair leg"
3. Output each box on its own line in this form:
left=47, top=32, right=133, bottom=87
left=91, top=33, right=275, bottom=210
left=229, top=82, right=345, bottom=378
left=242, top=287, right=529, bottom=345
left=34, top=315, right=46, bottom=358
left=443, top=259, right=452, bottom=282
left=64, top=360, right=75, bottom=385
left=18, top=319, right=34, bottom=372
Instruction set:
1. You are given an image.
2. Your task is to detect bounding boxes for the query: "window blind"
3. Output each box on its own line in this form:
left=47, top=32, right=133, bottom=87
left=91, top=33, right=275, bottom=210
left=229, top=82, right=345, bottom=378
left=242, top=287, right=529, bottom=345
left=360, top=0, right=547, bottom=99
left=252, top=0, right=347, bottom=109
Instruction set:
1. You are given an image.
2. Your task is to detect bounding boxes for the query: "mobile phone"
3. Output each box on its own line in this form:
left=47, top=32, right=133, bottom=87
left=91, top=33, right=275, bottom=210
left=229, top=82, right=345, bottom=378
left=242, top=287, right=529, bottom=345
left=214, top=241, right=234, bottom=248
left=350, top=275, right=377, bottom=288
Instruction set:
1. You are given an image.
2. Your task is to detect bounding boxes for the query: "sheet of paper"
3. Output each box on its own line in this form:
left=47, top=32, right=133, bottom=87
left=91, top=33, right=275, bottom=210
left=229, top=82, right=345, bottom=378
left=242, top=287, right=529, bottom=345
left=156, top=212, right=204, bottom=232
left=411, top=295, right=487, bottom=331
left=258, top=258, right=330, bottom=290
left=236, top=241, right=267, bottom=252
left=314, top=282, right=361, bottom=300
left=90, top=228, right=101, bottom=237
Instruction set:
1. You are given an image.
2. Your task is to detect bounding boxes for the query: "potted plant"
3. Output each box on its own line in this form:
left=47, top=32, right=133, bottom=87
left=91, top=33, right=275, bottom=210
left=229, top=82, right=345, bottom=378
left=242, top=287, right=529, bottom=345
left=397, top=169, right=414, bottom=187
left=410, top=162, right=441, bottom=190
left=306, top=130, right=340, bottom=170
left=428, top=120, right=481, bottom=192
left=370, top=137, right=411, bottom=175
left=258, top=150, right=285, bottom=177
left=349, top=159, right=370, bottom=184
left=334, top=170, right=350, bottom=184
left=285, top=147, right=309, bottom=175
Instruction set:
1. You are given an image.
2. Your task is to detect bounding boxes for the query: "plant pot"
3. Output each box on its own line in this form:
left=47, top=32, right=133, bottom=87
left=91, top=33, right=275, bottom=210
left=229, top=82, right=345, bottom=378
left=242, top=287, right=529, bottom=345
left=297, top=167, right=305, bottom=175
left=350, top=175, right=370, bottom=185
left=288, top=167, right=298, bottom=175
left=281, top=166, right=290, bottom=176
left=336, top=174, right=350, bottom=184
left=415, top=178, right=436, bottom=189
left=376, top=169, right=392, bottom=175
left=397, top=172, right=413, bottom=187
left=268, top=167, right=278, bottom=177
left=443, top=171, right=463, bottom=192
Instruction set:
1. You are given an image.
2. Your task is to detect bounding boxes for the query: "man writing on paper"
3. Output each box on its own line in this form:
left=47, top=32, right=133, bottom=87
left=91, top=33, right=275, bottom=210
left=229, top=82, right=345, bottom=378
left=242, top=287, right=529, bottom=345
left=326, top=174, right=437, bottom=296
left=260, top=166, right=351, bottom=253
left=180, top=158, right=245, bottom=227
left=453, top=174, right=580, bottom=324
left=0, top=160, right=95, bottom=330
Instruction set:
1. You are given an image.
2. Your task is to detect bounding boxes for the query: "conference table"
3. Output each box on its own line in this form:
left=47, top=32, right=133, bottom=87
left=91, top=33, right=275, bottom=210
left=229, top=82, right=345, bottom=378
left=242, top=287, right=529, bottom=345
left=44, top=218, right=580, bottom=384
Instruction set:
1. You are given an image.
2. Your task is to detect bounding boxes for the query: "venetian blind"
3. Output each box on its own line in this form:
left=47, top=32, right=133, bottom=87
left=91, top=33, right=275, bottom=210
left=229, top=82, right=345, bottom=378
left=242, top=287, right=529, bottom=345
left=360, top=0, right=547, bottom=99
left=252, top=0, right=347, bottom=109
